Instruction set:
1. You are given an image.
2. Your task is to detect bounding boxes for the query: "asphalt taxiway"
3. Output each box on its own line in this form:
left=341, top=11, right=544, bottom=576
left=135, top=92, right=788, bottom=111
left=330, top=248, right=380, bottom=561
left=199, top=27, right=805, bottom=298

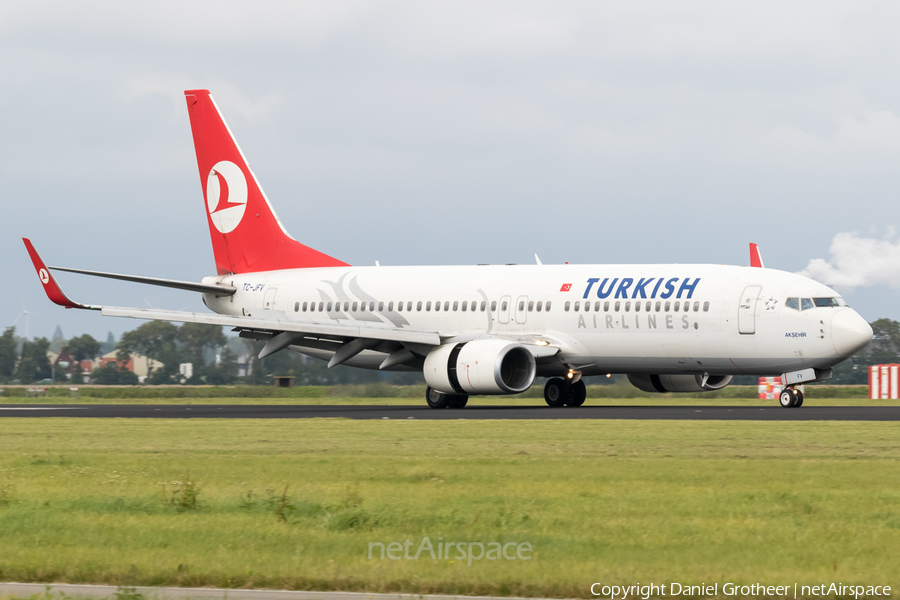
left=0, top=404, right=897, bottom=420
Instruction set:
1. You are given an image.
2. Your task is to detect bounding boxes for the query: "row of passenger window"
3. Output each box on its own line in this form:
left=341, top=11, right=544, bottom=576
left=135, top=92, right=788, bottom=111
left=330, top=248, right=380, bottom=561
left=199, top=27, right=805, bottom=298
left=564, top=299, right=709, bottom=313
left=293, top=299, right=554, bottom=314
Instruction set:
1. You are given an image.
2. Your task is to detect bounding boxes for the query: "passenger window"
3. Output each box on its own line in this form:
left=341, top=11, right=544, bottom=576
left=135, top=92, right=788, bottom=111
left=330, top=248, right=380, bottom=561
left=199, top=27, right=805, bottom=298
left=655, top=301, right=661, bottom=312
left=480, top=301, right=486, bottom=311
left=339, top=301, right=346, bottom=312
left=537, top=301, right=543, bottom=312
left=491, top=301, right=497, bottom=312
left=693, top=301, right=700, bottom=312
left=294, top=302, right=299, bottom=312
left=565, top=301, right=570, bottom=312
left=625, top=301, right=631, bottom=312
left=545, top=301, right=552, bottom=311
left=574, top=301, right=580, bottom=311
left=378, top=301, right=384, bottom=311
left=785, top=298, right=799, bottom=310
left=615, top=301, right=621, bottom=311
left=426, top=301, right=432, bottom=311
left=604, top=301, right=610, bottom=312
left=327, top=302, right=333, bottom=312
left=388, top=301, right=394, bottom=311
left=435, top=301, right=441, bottom=312
left=352, top=302, right=358, bottom=312
left=635, top=301, right=641, bottom=312
left=664, top=301, right=670, bottom=312
left=801, top=298, right=814, bottom=311
left=645, top=301, right=651, bottom=312
left=452, top=301, right=458, bottom=311
left=584, top=301, right=591, bottom=312
left=674, top=301, right=680, bottom=312
left=360, top=302, right=367, bottom=312
left=444, top=301, right=450, bottom=311
left=703, top=301, right=710, bottom=312
left=397, top=301, right=403, bottom=312
left=501, top=301, right=508, bottom=311
left=368, top=302, right=374, bottom=312
left=518, top=301, right=525, bottom=311
left=528, top=301, right=534, bottom=312
left=318, top=302, right=324, bottom=312
left=417, top=301, right=423, bottom=311
left=461, top=301, right=467, bottom=312
left=308, top=302, right=315, bottom=312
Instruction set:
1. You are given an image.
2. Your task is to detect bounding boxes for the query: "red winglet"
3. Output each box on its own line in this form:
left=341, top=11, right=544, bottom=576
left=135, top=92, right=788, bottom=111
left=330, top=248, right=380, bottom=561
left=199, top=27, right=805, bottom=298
left=22, top=238, right=97, bottom=310
left=749, top=243, right=764, bottom=268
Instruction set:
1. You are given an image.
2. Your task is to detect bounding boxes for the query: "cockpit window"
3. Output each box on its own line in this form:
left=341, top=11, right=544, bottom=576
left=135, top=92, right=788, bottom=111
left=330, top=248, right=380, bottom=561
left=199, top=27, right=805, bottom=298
left=814, top=297, right=840, bottom=308
left=786, top=298, right=799, bottom=310
left=800, top=298, right=814, bottom=311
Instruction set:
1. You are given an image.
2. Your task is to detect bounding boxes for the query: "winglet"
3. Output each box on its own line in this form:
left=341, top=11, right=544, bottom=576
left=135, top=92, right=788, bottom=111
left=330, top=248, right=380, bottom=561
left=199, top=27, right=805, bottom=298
left=749, top=243, right=764, bottom=268
left=22, top=238, right=98, bottom=310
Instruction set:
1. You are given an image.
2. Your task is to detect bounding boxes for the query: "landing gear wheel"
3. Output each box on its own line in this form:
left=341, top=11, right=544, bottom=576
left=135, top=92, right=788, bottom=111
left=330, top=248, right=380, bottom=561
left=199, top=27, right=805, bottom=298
left=544, top=378, right=567, bottom=407
left=779, top=389, right=793, bottom=408
left=426, top=386, right=450, bottom=409
left=565, top=380, right=587, bottom=407
left=447, top=394, right=469, bottom=409
left=779, top=387, right=801, bottom=408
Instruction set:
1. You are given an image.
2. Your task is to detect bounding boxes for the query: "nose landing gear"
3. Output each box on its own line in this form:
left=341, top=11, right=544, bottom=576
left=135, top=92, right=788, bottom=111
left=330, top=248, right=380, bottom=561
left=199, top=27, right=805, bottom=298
left=779, top=386, right=804, bottom=408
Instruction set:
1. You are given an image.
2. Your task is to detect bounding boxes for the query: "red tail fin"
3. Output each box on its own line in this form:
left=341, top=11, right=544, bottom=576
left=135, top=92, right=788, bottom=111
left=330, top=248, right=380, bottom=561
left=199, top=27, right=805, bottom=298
left=184, top=89, right=348, bottom=274
left=749, top=243, right=764, bottom=268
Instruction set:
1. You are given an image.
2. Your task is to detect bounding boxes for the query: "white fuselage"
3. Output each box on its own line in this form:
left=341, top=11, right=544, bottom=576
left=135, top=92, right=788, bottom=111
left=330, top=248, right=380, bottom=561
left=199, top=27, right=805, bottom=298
left=202, top=263, right=871, bottom=377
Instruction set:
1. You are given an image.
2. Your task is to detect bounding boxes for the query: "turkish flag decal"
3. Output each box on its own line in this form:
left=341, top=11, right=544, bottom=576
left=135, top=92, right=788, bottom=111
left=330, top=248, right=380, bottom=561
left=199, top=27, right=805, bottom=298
left=560, top=283, right=572, bottom=292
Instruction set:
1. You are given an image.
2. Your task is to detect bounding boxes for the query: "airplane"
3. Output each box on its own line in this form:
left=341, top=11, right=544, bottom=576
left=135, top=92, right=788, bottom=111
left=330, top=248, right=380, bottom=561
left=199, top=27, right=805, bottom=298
left=24, top=89, right=873, bottom=409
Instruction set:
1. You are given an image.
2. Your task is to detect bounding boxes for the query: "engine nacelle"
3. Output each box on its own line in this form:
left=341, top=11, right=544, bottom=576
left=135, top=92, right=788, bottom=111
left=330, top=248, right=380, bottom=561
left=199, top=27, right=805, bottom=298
left=424, top=340, right=536, bottom=395
left=627, top=373, right=734, bottom=394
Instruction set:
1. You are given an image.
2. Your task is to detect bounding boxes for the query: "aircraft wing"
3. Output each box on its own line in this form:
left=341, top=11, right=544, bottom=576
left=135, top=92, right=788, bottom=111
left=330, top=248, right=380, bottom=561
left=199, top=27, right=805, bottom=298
left=25, top=238, right=556, bottom=366
left=100, top=306, right=441, bottom=345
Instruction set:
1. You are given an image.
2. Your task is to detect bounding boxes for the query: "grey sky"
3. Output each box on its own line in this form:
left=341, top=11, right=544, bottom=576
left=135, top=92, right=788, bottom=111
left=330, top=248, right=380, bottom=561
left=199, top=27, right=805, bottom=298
left=2, top=1, right=899, bottom=341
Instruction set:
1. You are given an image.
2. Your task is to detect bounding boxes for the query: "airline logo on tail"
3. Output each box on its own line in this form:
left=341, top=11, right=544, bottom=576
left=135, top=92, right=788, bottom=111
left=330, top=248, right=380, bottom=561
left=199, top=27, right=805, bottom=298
left=206, top=160, right=248, bottom=234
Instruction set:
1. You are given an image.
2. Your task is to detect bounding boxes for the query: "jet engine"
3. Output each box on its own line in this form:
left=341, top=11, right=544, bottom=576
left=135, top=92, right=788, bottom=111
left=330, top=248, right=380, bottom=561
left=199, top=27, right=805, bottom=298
left=627, top=373, right=733, bottom=394
left=424, top=340, right=536, bottom=395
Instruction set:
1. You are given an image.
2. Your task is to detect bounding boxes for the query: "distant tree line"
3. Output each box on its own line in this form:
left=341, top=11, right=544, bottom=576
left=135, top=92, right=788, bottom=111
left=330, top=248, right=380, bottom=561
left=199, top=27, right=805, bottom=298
left=1, top=318, right=897, bottom=386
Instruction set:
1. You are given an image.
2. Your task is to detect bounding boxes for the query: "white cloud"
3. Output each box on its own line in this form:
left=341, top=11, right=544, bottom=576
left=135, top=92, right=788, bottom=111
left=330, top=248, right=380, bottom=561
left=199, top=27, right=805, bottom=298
left=799, top=232, right=900, bottom=290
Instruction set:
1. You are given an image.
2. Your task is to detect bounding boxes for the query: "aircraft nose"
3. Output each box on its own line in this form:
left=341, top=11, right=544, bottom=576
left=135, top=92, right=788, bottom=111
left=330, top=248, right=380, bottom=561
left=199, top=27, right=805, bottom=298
left=832, top=310, right=873, bottom=357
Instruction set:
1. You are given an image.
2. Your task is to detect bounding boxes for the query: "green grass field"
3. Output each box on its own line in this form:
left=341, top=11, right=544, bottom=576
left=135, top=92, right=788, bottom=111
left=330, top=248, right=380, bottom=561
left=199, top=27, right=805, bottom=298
left=0, top=418, right=898, bottom=598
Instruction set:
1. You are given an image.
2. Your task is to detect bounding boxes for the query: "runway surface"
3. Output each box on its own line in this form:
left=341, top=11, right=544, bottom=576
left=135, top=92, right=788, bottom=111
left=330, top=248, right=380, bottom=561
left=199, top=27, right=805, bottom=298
left=0, top=404, right=898, bottom=420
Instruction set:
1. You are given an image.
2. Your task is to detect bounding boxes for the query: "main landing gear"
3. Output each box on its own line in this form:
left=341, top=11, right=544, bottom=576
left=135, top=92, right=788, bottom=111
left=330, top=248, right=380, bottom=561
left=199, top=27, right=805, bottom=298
left=779, top=386, right=804, bottom=408
left=426, top=386, right=469, bottom=409
left=544, top=377, right=586, bottom=407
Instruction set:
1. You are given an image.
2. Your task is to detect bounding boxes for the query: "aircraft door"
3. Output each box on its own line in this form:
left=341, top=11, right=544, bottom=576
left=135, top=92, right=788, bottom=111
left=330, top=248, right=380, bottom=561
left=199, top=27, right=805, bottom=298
left=264, top=287, right=278, bottom=310
left=498, top=295, right=511, bottom=324
left=515, top=295, right=528, bottom=324
left=738, top=285, right=761, bottom=334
